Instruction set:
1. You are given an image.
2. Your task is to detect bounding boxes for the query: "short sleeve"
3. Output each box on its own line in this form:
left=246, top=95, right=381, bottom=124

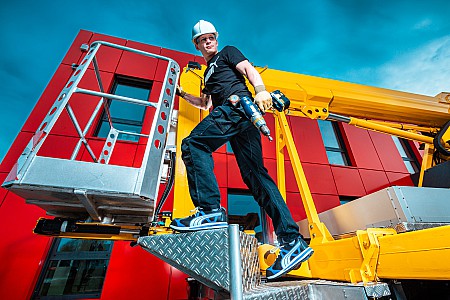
left=223, top=46, right=248, bottom=67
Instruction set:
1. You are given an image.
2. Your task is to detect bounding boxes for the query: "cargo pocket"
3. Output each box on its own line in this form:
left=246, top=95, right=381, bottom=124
left=210, top=106, right=241, bottom=134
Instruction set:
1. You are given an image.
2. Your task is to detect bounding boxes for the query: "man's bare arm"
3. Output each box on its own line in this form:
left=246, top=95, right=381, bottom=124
left=183, top=93, right=212, bottom=110
left=235, top=60, right=272, bottom=112
left=177, top=85, right=212, bottom=110
left=236, top=60, right=264, bottom=88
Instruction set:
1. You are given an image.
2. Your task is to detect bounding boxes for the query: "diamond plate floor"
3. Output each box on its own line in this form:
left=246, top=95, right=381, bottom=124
left=243, top=280, right=390, bottom=300
left=138, top=229, right=390, bottom=299
left=138, top=228, right=260, bottom=293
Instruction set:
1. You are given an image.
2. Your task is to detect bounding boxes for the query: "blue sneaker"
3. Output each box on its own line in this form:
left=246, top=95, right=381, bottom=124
left=170, top=207, right=227, bottom=232
left=266, top=238, right=314, bottom=280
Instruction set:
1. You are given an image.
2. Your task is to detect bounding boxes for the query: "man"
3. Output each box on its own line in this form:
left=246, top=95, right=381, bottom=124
left=170, top=20, right=313, bottom=279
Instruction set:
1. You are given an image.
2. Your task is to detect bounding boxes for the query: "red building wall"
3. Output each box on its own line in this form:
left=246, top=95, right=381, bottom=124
left=0, top=30, right=415, bottom=300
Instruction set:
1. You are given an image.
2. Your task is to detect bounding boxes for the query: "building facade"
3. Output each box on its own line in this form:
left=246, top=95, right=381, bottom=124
left=0, top=30, right=420, bottom=300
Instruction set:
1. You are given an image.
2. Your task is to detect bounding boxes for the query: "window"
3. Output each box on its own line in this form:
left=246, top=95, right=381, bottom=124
left=95, top=77, right=152, bottom=142
left=318, top=120, right=351, bottom=166
left=392, top=136, right=420, bottom=174
left=339, top=196, right=357, bottom=205
left=228, top=192, right=268, bottom=244
left=33, top=238, right=113, bottom=299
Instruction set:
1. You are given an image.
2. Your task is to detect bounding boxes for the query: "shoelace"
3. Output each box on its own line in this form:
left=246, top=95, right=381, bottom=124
left=270, top=240, right=298, bottom=255
left=269, top=245, right=283, bottom=254
left=189, top=207, right=201, bottom=217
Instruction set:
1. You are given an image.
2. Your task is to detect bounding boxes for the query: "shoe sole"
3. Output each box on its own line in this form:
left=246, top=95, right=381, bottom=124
left=170, top=222, right=228, bottom=232
left=267, top=247, right=314, bottom=280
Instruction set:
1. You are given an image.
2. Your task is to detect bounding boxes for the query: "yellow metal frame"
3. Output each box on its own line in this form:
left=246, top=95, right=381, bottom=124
left=177, top=65, right=450, bottom=283
left=274, top=111, right=334, bottom=244
left=263, top=110, right=450, bottom=283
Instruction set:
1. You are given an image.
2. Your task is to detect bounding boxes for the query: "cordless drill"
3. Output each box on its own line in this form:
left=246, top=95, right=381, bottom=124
left=230, top=90, right=290, bottom=141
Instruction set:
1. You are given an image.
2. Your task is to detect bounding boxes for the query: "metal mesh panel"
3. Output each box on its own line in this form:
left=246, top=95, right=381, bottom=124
left=239, top=231, right=261, bottom=292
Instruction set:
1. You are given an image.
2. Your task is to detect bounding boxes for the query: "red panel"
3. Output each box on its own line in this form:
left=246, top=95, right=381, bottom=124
left=167, top=267, right=189, bottom=300
left=0, top=192, right=50, bottom=300
left=140, top=81, right=162, bottom=136
left=51, top=69, right=115, bottom=137
left=0, top=173, right=7, bottom=206
left=133, top=143, right=146, bottom=168
left=286, top=192, right=306, bottom=222
left=261, top=113, right=276, bottom=159
left=154, top=60, right=169, bottom=83
left=410, top=140, right=423, bottom=164
left=287, top=192, right=340, bottom=221
left=48, top=110, right=78, bottom=137
left=80, top=139, right=137, bottom=167
left=101, top=243, right=170, bottom=300
left=331, top=166, right=366, bottom=197
left=213, top=152, right=227, bottom=188
left=155, top=181, right=175, bottom=213
left=21, top=66, right=113, bottom=141
left=386, top=172, right=414, bottom=186
left=61, top=30, right=93, bottom=66
left=312, top=193, right=341, bottom=214
left=194, top=54, right=206, bottom=65
left=116, top=40, right=161, bottom=81
left=37, top=134, right=83, bottom=159
left=285, top=161, right=338, bottom=195
left=288, top=116, right=329, bottom=164
left=264, top=158, right=278, bottom=185
left=368, top=131, right=408, bottom=173
left=107, top=142, right=138, bottom=167
left=215, top=143, right=227, bottom=154
left=341, top=123, right=383, bottom=170
left=359, top=169, right=390, bottom=194
left=227, top=154, right=246, bottom=189
left=126, top=40, right=162, bottom=55
left=131, top=82, right=165, bottom=167
left=155, top=49, right=196, bottom=82
left=22, top=66, right=74, bottom=133
left=219, top=187, right=228, bottom=211
left=86, top=33, right=126, bottom=73
left=0, top=131, right=33, bottom=173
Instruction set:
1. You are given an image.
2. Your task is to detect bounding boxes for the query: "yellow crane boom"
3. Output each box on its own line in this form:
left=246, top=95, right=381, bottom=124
left=257, top=66, right=449, bottom=128
left=177, top=64, right=450, bottom=284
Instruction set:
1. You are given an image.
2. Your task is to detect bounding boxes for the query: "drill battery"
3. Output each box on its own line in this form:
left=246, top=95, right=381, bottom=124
left=270, top=90, right=290, bottom=112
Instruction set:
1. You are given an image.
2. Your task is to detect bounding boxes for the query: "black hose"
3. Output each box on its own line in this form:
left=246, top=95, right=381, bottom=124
left=153, top=150, right=176, bottom=221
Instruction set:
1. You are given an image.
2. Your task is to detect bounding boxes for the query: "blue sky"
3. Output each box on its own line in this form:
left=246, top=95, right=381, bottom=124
left=0, top=0, right=449, bottom=161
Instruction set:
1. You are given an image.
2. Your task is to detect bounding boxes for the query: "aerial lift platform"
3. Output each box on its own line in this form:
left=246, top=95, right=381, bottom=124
left=3, top=41, right=450, bottom=299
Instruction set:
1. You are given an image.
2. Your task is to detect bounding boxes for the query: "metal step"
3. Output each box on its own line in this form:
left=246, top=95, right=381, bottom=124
left=244, top=280, right=390, bottom=300
left=138, top=226, right=391, bottom=299
left=138, top=226, right=260, bottom=293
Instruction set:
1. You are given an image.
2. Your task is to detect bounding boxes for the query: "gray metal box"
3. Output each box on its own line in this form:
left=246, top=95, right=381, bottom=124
left=298, top=186, right=450, bottom=238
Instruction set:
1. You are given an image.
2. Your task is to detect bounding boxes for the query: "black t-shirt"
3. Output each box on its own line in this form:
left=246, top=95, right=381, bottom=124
left=203, top=46, right=252, bottom=108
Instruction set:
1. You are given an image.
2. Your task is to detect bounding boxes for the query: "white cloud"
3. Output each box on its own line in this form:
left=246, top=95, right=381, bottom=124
left=378, top=35, right=450, bottom=96
left=413, top=18, right=432, bottom=30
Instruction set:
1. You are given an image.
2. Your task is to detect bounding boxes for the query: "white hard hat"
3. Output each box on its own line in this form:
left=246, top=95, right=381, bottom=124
left=192, top=20, right=218, bottom=44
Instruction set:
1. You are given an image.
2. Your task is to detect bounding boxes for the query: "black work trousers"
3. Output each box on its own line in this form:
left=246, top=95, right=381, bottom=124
left=181, top=103, right=301, bottom=243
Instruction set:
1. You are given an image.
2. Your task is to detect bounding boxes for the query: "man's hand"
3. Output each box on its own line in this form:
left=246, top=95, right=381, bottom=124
left=176, top=85, right=186, bottom=98
left=254, top=90, right=272, bottom=113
